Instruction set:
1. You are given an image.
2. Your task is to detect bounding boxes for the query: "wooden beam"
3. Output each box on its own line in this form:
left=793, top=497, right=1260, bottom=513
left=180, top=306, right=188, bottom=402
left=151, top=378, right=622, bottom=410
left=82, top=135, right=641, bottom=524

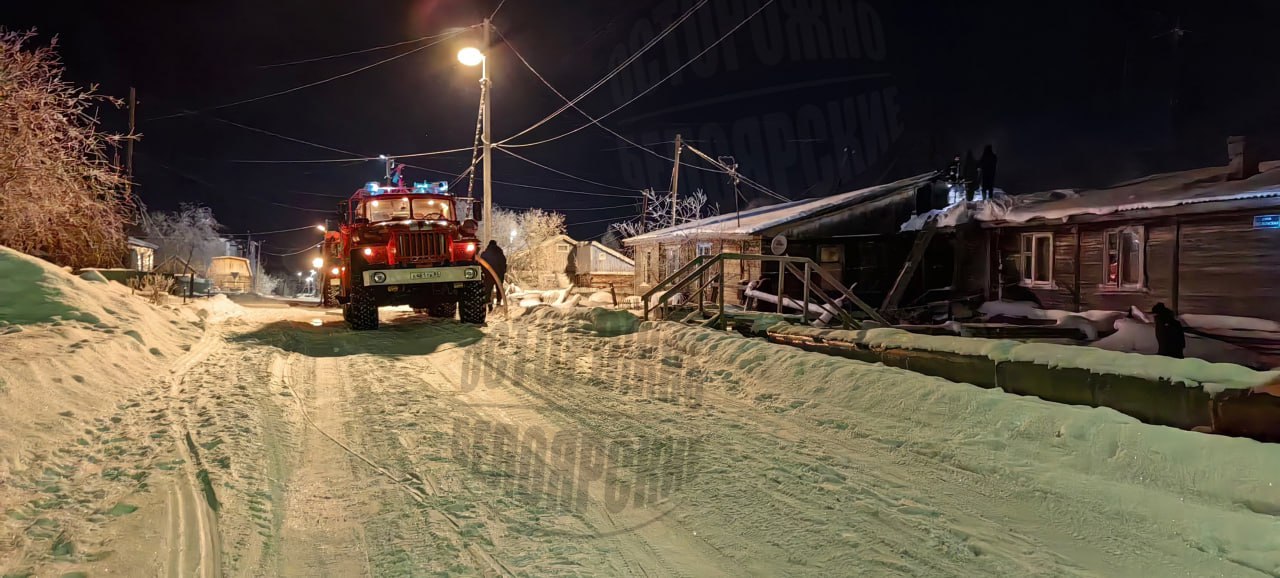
left=881, top=221, right=938, bottom=313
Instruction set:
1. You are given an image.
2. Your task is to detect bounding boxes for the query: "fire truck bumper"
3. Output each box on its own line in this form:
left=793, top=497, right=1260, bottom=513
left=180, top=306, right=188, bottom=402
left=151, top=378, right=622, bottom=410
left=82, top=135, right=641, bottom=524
left=361, top=266, right=481, bottom=287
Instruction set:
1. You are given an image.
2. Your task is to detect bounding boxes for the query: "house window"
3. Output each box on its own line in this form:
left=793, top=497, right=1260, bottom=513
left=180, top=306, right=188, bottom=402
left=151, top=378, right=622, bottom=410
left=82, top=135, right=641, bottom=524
left=818, top=245, right=844, bottom=288
left=1102, top=226, right=1144, bottom=289
left=696, top=241, right=713, bottom=256
left=557, top=244, right=571, bottom=253
left=1018, top=232, right=1054, bottom=287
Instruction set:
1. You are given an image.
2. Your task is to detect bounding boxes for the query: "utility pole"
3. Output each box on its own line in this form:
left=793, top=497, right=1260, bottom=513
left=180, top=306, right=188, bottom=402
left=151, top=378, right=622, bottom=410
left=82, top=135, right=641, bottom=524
left=480, top=18, right=494, bottom=244
left=126, top=87, right=136, bottom=195
left=719, top=155, right=742, bottom=227
left=640, top=190, right=649, bottom=233
left=668, top=133, right=683, bottom=227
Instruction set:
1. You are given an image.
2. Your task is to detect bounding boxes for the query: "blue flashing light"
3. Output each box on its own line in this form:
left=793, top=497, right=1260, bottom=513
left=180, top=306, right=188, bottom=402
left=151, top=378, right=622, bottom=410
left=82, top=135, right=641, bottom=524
left=411, top=181, right=452, bottom=195
left=365, top=181, right=381, bottom=194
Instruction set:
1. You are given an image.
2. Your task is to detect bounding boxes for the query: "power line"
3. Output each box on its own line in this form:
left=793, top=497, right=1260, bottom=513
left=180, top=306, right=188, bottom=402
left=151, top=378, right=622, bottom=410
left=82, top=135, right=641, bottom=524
left=489, top=0, right=509, bottom=20
left=494, top=27, right=726, bottom=176
left=227, top=146, right=474, bottom=164
left=496, top=147, right=640, bottom=195
left=496, top=0, right=709, bottom=145
left=222, top=224, right=322, bottom=237
left=566, top=213, right=636, bottom=227
left=148, top=29, right=466, bottom=121
left=500, top=0, right=775, bottom=149
left=497, top=202, right=636, bottom=212
left=258, top=27, right=474, bottom=69
left=264, top=242, right=322, bottom=257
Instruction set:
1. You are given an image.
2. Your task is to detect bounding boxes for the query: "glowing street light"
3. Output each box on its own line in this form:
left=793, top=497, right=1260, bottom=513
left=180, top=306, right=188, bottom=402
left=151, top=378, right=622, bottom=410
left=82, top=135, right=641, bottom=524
left=311, top=257, right=324, bottom=269
left=457, top=19, right=493, bottom=243
left=457, top=47, right=484, bottom=67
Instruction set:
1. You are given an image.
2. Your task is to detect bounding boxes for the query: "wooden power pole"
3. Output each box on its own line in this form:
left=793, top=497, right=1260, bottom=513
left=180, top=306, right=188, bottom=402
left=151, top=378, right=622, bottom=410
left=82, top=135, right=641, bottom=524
left=668, top=134, right=683, bottom=227
left=126, top=87, right=136, bottom=194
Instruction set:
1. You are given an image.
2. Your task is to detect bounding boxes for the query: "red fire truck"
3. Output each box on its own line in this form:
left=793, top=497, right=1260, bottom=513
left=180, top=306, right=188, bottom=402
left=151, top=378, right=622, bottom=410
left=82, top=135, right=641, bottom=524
left=319, top=181, right=486, bottom=330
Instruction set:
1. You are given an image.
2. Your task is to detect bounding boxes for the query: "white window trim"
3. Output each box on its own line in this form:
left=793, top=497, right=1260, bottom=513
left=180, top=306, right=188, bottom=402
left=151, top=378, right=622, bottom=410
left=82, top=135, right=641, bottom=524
left=1101, top=226, right=1146, bottom=291
left=1018, top=232, right=1055, bottom=288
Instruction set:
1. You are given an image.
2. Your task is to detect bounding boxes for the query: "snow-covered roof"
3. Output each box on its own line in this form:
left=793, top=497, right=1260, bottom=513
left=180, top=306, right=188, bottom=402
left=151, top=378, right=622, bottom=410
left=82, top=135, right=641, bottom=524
left=995, top=160, right=1280, bottom=224
left=127, top=236, right=159, bottom=250
left=624, top=172, right=938, bottom=244
left=582, top=240, right=634, bottom=266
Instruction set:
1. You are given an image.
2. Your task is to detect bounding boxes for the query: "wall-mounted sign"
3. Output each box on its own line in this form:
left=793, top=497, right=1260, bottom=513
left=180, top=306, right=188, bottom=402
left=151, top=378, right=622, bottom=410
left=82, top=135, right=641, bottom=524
left=1253, top=215, right=1280, bottom=230
left=770, top=235, right=788, bottom=255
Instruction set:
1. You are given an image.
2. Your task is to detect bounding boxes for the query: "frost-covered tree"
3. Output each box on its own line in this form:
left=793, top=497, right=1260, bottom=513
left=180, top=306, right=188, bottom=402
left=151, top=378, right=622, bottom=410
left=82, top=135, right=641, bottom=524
left=0, top=30, right=134, bottom=267
left=143, top=204, right=225, bottom=274
left=608, top=188, right=713, bottom=240
left=607, top=188, right=715, bottom=255
left=489, top=208, right=567, bottom=286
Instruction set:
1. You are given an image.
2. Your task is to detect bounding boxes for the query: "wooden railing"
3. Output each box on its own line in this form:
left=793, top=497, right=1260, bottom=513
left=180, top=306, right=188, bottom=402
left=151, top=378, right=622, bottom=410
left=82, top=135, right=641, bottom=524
left=641, top=253, right=888, bottom=329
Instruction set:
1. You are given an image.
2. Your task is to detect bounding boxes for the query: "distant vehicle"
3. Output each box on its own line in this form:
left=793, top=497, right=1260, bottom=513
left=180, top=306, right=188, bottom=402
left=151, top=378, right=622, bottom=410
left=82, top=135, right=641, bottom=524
left=318, top=181, right=486, bottom=329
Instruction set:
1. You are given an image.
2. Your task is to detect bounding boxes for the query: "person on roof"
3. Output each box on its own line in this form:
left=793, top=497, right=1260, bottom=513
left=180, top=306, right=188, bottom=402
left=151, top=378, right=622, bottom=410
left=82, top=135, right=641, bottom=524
left=479, top=240, right=507, bottom=309
left=1151, top=302, right=1186, bottom=359
left=962, top=149, right=979, bottom=201
left=979, top=144, right=998, bottom=197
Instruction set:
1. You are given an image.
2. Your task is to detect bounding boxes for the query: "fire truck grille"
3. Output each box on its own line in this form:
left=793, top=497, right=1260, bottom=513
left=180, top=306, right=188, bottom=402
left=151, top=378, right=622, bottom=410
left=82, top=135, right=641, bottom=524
left=396, top=232, right=448, bottom=260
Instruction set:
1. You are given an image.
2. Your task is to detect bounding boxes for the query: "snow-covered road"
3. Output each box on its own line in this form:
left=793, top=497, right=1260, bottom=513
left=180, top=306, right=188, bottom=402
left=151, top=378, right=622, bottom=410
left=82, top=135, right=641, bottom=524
left=4, top=268, right=1280, bottom=577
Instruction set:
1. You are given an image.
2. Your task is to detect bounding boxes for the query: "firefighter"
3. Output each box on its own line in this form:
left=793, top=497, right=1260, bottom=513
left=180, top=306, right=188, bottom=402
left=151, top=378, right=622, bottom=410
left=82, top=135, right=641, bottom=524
left=479, top=240, right=507, bottom=309
left=979, top=144, right=998, bottom=197
left=1151, top=302, right=1186, bottom=359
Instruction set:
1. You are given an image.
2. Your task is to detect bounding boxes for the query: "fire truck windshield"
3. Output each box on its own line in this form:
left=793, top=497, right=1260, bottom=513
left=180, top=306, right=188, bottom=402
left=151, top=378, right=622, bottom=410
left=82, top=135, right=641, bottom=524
left=356, top=197, right=453, bottom=222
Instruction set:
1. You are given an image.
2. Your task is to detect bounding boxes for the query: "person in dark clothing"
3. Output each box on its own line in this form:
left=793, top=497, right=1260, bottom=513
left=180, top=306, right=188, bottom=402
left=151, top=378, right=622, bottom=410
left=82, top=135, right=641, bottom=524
left=945, top=154, right=961, bottom=182
left=979, top=144, right=998, bottom=197
left=961, top=149, right=979, bottom=201
left=478, top=240, right=507, bottom=308
left=1151, top=302, right=1186, bottom=358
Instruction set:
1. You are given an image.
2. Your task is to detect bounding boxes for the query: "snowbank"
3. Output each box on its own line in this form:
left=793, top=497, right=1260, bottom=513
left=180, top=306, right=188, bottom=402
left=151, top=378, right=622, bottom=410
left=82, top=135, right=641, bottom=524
left=0, top=246, right=238, bottom=478
left=641, top=320, right=1280, bottom=573
left=978, top=300, right=1127, bottom=337
left=769, top=323, right=1279, bottom=392
left=527, top=306, right=640, bottom=337
left=1181, top=314, right=1280, bottom=333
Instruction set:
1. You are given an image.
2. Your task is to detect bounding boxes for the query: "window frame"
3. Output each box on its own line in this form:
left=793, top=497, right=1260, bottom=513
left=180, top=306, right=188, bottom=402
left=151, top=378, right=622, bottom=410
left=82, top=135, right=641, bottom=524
left=1018, top=232, right=1055, bottom=288
left=695, top=241, right=714, bottom=257
left=1101, top=225, right=1146, bottom=291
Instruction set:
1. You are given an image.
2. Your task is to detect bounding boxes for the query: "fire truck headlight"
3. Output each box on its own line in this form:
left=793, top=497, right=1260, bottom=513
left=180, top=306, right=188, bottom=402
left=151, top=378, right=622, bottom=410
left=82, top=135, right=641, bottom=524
left=363, top=247, right=374, bottom=256
left=330, top=267, right=340, bottom=276
left=465, top=242, right=476, bottom=253
left=371, top=272, right=386, bottom=284
left=311, top=257, right=324, bottom=268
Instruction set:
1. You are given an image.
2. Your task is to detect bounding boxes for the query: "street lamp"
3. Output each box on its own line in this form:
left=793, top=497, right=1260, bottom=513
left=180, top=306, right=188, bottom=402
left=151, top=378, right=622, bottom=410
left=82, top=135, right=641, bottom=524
left=311, top=257, right=324, bottom=269
left=457, top=19, right=493, bottom=244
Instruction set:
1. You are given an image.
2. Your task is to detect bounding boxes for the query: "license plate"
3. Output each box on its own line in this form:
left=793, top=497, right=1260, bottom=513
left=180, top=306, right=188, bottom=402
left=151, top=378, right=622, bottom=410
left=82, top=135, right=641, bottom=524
left=408, top=270, right=440, bottom=280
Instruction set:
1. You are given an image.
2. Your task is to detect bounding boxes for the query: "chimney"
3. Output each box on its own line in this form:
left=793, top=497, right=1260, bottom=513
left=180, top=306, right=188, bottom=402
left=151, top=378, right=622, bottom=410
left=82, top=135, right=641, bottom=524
left=1226, top=135, right=1259, bottom=181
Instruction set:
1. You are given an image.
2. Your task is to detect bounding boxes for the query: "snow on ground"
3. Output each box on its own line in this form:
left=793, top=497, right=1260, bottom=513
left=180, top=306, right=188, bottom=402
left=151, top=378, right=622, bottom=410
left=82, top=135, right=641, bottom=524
left=0, top=246, right=246, bottom=576
left=1095, top=317, right=1262, bottom=368
left=7, top=249, right=1280, bottom=577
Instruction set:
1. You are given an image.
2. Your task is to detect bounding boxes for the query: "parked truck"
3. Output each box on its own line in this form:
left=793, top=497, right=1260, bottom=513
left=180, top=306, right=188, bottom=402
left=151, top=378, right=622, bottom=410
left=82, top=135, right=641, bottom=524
left=319, top=181, right=486, bottom=330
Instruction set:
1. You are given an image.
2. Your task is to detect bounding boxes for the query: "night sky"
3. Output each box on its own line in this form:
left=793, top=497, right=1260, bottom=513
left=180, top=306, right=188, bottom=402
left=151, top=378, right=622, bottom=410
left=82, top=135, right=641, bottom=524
left=7, top=0, right=1279, bottom=272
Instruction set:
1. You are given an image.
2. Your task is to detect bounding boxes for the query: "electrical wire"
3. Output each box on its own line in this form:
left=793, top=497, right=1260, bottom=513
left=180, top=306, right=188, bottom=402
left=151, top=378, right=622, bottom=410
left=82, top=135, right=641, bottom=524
left=148, top=29, right=467, bottom=121
left=565, top=213, right=637, bottom=227
left=495, top=27, right=725, bottom=176
left=258, top=27, right=474, bottom=68
left=500, top=0, right=775, bottom=149
left=496, top=147, right=639, bottom=194
left=496, top=0, right=709, bottom=145
left=222, top=224, right=322, bottom=237
left=489, top=0, right=509, bottom=20
left=264, top=242, right=322, bottom=257
left=497, top=202, right=636, bottom=212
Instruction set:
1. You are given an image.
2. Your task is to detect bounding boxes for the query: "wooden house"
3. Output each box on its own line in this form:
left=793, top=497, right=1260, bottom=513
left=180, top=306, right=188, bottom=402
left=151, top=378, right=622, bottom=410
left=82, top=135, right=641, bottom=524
left=978, top=156, right=1280, bottom=322
left=623, top=173, right=962, bottom=308
left=571, top=240, right=635, bottom=290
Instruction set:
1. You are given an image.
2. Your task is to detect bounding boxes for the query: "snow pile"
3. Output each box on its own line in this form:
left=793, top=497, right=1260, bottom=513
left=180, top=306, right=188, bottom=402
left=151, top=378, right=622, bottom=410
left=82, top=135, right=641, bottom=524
left=769, top=321, right=1279, bottom=392
left=0, top=246, right=216, bottom=477
left=899, top=191, right=1015, bottom=231
left=587, top=291, right=615, bottom=305
left=1094, top=318, right=1262, bottom=368
left=1181, top=314, right=1280, bottom=333
left=863, top=327, right=1021, bottom=359
left=640, top=320, right=1280, bottom=572
left=978, top=300, right=1127, bottom=337
left=527, top=306, right=640, bottom=337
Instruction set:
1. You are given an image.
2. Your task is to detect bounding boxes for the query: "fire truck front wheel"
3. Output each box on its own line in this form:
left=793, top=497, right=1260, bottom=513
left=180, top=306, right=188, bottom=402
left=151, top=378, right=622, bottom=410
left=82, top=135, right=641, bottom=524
left=458, top=280, right=488, bottom=324
left=428, top=301, right=457, bottom=319
left=347, top=284, right=380, bottom=330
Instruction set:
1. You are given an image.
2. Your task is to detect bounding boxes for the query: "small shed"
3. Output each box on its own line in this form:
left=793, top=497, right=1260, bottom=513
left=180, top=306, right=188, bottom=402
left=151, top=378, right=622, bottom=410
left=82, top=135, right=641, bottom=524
left=125, top=237, right=157, bottom=272
left=209, top=256, right=253, bottom=293
left=572, top=240, right=634, bottom=290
